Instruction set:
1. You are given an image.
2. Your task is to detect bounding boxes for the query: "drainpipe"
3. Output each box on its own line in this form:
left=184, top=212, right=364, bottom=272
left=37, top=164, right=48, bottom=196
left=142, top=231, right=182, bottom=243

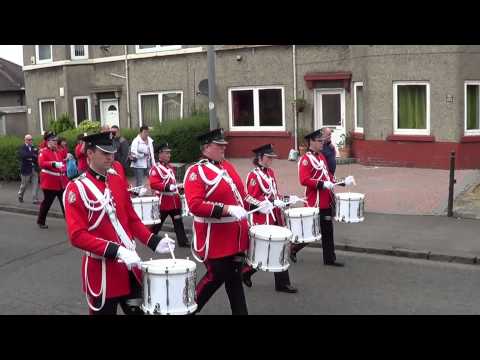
left=292, top=45, right=298, bottom=150
left=124, top=45, right=131, bottom=128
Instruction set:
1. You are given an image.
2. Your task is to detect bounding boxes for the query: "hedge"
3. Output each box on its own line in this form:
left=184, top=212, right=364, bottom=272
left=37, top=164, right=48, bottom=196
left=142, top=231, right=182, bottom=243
left=0, top=113, right=209, bottom=181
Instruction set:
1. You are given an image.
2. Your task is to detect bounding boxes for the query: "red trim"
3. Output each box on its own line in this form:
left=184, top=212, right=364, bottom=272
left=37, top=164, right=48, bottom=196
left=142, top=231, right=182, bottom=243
left=461, top=135, right=480, bottom=143
left=352, top=132, right=365, bottom=140
left=304, top=71, right=352, bottom=91
left=225, top=131, right=291, bottom=138
left=386, top=134, right=435, bottom=142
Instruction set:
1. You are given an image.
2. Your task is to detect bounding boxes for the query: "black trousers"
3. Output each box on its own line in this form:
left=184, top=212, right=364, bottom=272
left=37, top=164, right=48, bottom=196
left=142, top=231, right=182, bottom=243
left=291, top=207, right=336, bottom=264
left=89, top=272, right=144, bottom=315
left=151, top=208, right=189, bottom=246
left=37, top=189, right=64, bottom=225
left=195, top=254, right=248, bottom=315
left=241, top=265, right=291, bottom=288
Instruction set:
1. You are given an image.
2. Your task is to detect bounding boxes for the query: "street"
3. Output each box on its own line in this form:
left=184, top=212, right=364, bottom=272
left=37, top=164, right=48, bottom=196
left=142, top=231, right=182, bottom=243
left=1, top=211, right=480, bottom=315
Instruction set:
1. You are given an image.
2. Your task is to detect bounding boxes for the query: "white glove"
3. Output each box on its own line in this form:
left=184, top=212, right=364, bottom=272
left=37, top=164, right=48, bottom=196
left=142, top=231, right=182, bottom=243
left=345, top=175, right=356, bottom=186
left=323, top=180, right=335, bottom=190
left=53, top=161, right=63, bottom=168
left=258, top=199, right=274, bottom=214
left=138, top=187, right=148, bottom=196
left=155, top=234, right=176, bottom=254
left=288, top=195, right=303, bottom=204
left=117, top=247, right=142, bottom=269
left=169, top=184, right=177, bottom=192
left=273, top=199, right=286, bottom=209
left=227, top=205, right=248, bottom=220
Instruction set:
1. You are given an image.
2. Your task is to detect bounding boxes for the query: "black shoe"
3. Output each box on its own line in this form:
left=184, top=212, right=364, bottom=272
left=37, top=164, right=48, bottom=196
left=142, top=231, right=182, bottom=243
left=289, top=252, right=297, bottom=263
left=242, top=271, right=253, bottom=288
left=38, top=224, right=48, bottom=229
left=275, top=285, right=298, bottom=293
left=18, top=197, right=23, bottom=203
left=325, top=261, right=344, bottom=267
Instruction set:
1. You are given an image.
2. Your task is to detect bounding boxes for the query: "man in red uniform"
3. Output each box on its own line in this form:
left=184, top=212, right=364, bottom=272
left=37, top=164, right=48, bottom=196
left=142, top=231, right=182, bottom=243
left=75, top=134, right=88, bottom=174
left=63, top=131, right=175, bottom=315
left=149, top=143, right=190, bottom=247
left=37, top=132, right=68, bottom=229
left=292, top=129, right=344, bottom=266
left=241, top=144, right=298, bottom=293
left=184, top=128, right=249, bottom=315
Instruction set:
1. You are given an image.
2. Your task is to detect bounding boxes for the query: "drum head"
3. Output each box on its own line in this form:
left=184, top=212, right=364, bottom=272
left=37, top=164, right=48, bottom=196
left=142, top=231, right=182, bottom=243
left=249, top=225, right=292, bottom=241
left=336, top=192, right=365, bottom=200
left=131, top=196, right=160, bottom=204
left=141, top=259, right=196, bottom=274
left=284, top=207, right=319, bottom=218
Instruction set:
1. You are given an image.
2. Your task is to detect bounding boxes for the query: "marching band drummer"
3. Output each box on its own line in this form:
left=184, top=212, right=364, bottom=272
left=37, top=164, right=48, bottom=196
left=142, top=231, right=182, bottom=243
left=184, top=128, right=261, bottom=315
left=148, top=142, right=190, bottom=248
left=241, top=144, right=298, bottom=294
left=292, top=129, right=345, bottom=267
left=64, top=131, right=175, bottom=315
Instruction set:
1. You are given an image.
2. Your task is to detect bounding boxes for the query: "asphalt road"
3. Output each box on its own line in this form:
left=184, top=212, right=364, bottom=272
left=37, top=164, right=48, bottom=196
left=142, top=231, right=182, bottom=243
left=1, top=211, right=480, bottom=315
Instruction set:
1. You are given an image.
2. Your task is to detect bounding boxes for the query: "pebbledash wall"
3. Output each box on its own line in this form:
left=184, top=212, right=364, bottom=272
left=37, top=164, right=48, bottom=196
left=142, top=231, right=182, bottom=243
left=22, top=45, right=480, bottom=169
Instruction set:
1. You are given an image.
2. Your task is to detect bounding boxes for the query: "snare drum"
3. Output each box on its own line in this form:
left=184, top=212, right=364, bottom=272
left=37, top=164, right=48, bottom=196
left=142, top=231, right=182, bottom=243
left=334, top=192, right=365, bottom=223
left=131, top=196, right=161, bottom=225
left=141, top=259, right=197, bottom=315
left=247, top=225, right=292, bottom=272
left=283, top=207, right=321, bottom=243
left=180, top=194, right=190, bottom=217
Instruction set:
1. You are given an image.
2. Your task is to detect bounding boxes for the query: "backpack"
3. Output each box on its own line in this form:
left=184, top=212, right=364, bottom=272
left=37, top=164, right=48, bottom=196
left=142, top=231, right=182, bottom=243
left=66, top=158, right=79, bottom=179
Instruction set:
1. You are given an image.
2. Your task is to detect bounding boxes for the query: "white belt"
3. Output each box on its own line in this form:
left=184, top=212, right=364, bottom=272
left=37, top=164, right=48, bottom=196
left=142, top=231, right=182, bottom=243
left=85, top=251, right=104, bottom=260
left=194, top=216, right=238, bottom=224
left=42, top=169, right=62, bottom=176
left=158, top=192, right=177, bottom=196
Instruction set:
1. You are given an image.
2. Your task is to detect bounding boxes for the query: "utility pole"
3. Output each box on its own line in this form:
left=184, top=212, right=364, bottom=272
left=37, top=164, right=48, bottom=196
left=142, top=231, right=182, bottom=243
left=124, top=45, right=131, bottom=128
left=207, top=46, right=217, bottom=130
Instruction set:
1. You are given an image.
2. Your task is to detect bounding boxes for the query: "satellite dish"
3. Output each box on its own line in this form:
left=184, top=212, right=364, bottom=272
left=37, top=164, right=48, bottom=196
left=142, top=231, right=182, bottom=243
left=198, top=79, right=209, bottom=96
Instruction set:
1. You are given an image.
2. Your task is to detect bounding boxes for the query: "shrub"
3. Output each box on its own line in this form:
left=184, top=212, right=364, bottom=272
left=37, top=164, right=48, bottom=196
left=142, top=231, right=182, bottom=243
left=48, top=113, right=74, bottom=134
left=0, top=136, right=24, bottom=181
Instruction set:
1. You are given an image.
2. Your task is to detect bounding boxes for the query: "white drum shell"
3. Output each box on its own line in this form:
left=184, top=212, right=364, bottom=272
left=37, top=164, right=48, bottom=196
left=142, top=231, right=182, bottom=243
left=141, top=259, right=197, bottom=315
left=335, top=192, right=365, bottom=223
left=131, top=196, right=161, bottom=225
left=284, top=207, right=321, bottom=243
left=247, top=225, right=292, bottom=272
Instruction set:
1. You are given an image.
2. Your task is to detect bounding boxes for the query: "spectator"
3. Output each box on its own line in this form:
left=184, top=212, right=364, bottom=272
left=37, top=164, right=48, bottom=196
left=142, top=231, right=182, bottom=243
left=321, top=127, right=339, bottom=175
left=111, top=125, right=130, bottom=172
left=17, top=134, right=40, bottom=204
left=130, top=126, right=155, bottom=187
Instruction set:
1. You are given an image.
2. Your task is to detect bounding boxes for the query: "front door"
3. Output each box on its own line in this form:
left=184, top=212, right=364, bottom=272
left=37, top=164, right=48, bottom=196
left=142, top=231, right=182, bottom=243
left=100, top=99, right=119, bottom=128
left=314, top=89, right=345, bottom=151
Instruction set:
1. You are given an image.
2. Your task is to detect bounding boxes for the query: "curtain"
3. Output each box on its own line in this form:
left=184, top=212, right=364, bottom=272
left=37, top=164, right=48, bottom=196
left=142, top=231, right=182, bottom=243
left=141, top=95, right=159, bottom=127
left=397, top=85, right=426, bottom=129
left=467, top=85, right=479, bottom=130
left=162, top=93, right=181, bottom=121
left=42, top=101, right=55, bottom=128
left=356, top=86, right=364, bottom=128
left=38, top=45, right=51, bottom=60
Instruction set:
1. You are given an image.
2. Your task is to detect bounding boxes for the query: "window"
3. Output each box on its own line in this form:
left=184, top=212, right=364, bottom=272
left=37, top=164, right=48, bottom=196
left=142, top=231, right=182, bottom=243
left=465, top=82, right=480, bottom=135
left=39, top=99, right=56, bottom=133
left=393, top=81, right=430, bottom=135
left=71, top=45, right=89, bottom=60
left=35, top=45, right=52, bottom=64
left=73, top=96, right=91, bottom=126
left=354, top=82, right=364, bottom=133
left=135, top=45, right=182, bottom=54
left=138, top=91, right=183, bottom=126
left=229, top=86, right=285, bottom=131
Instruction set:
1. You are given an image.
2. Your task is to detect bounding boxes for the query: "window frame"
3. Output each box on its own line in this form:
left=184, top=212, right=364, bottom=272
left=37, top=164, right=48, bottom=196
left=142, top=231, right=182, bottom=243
left=135, top=45, right=182, bottom=54
left=35, top=45, right=53, bottom=64
left=70, top=45, right=89, bottom=60
left=393, top=81, right=430, bottom=136
left=73, top=96, right=92, bottom=127
left=39, top=98, right=56, bottom=134
left=228, top=85, right=286, bottom=131
left=354, top=82, right=364, bottom=133
left=464, top=81, right=480, bottom=136
left=138, top=91, right=184, bottom=127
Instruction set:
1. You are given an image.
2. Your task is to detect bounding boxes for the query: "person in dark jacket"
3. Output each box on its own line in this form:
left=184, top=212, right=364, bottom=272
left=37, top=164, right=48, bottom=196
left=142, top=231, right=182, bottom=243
left=18, top=134, right=40, bottom=204
left=111, top=125, right=130, bottom=173
left=321, top=127, right=338, bottom=175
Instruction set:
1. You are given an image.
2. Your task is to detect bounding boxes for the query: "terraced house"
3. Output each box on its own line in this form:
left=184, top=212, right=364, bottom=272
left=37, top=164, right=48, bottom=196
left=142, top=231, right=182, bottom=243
left=22, top=45, right=480, bottom=169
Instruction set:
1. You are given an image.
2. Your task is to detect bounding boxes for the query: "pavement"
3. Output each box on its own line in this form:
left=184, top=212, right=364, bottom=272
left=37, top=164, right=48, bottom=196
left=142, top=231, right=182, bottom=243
left=2, top=159, right=480, bottom=266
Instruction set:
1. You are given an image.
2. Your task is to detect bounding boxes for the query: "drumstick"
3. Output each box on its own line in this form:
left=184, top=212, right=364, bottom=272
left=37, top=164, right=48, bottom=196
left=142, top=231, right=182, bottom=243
left=165, top=234, right=176, bottom=260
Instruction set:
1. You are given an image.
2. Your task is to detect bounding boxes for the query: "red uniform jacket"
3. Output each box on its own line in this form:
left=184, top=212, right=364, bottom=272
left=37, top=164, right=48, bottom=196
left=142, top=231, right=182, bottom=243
left=112, top=161, right=127, bottom=183
left=75, top=143, right=88, bottom=173
left=64, top=168, right=159, bottom=299
left=246, top=167, right=284, bottom=226
left=184, top=159, right=249, bottom=259
left=298, top=151, right=334, bottom=209
left=149, top=162, right=181, bottom=211
left=38, top=147, right=68, bottom=191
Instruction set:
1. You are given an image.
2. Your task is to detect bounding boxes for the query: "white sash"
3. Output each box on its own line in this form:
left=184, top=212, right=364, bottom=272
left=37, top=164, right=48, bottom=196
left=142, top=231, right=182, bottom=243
left=303, top=152, right=333, bottom=208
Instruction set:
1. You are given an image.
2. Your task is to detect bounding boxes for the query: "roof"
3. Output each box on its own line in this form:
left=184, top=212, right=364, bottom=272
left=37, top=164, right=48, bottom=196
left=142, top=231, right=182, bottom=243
left=0, top=58, right=24, bottom=92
